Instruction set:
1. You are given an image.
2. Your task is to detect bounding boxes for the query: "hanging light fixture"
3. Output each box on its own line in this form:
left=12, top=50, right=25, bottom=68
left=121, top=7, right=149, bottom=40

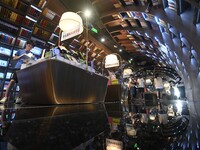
left=123, top=68, right=133, bottom=78
left=105, top=54, right=120, bottom=68
left=59, top=12, right=83, bottom=41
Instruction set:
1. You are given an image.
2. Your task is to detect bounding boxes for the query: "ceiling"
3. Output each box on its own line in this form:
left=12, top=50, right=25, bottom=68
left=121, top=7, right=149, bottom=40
left=57, top=0, right=200, bottom=81
left=59, top=0, right=161, bottom=66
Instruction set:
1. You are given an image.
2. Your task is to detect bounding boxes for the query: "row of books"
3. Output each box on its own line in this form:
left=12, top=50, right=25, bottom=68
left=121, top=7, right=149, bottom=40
left=49, top=34, right=58, bottom=43
left=39, top=18, right=56, bottom=30
left=33, top=27, right=51, bottom=39
left=15, top=38, right=27, bottom=48
left=0, top=6, right=23, bottom=23
left=0, top=20, right=19, bottom=35
left=123, top=0, right=149, bottom=6
left=19, top=28, right=32, bottom=38
left=121, top=11, right=169, bottom=29
left=42, top=8, right=60, bottom=23
left=76, top=35, right=106, bottom=58
left=0, top=5, right=43, bottom=29
left=0, top=6, right=24, bottom=24
left=32, top=0, right=47, bottom=9
left=28, top=6, right=41, bottom=18
left=0, top=36, right=26, bottom=48
left=23, top=17, right=36, bottom=27
left=121, top=0, right=162, bottom=6
left=16, top=1, right=29, bottom=12
left=0, top=0, right=18, bottom=8
left=31, top=36, right=46, bottom=48
left=0, top=72, right=12, bottom=79
left=0, top=32, right=15, bottom=45
left=0, top=59, right=8, bottom=67
left=122, top=18, right=157, bottom=30
left=0, top=47, right=11, bottom=56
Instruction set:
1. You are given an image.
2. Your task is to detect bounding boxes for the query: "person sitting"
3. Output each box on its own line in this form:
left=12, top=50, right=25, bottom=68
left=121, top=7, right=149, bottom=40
left=0, top=40, right=35, bottom=104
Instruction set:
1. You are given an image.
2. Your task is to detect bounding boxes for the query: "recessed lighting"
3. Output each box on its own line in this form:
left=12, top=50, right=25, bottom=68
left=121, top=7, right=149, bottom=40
left=101, top=38, right=105, bottom=42
left=119, top=49, right=122, bottom=52
left=84, top=9, right=91, bottom=18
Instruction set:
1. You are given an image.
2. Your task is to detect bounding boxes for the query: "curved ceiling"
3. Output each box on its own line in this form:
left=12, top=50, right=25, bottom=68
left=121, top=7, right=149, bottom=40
left=59, top=0, right=200, bottom=78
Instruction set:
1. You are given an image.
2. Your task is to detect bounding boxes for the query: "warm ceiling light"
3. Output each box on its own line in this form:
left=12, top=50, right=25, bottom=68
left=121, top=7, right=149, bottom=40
left=84, top=9, right=91, bottom=18
left=101, top=38, right=105, bottom=42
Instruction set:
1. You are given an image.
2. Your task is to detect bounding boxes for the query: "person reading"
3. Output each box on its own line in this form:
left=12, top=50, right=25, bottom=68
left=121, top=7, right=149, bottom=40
left=0, top=40, right=35, bottom=104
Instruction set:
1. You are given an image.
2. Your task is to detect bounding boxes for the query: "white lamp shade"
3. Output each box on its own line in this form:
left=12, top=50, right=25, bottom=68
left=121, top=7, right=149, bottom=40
left=59, top=12, right=83, bottom=31
left=105, top=54, right=119, bottom=68
left=123, top=68, right=133, bottom=78
left=149, top=114, right=156, bottom=120
left=59, top=12, right=83, bottom=41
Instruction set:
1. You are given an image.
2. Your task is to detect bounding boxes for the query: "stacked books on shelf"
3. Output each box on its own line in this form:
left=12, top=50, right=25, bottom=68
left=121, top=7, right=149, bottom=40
left=0, top=20, right=19, bottom=35
left=0, top=32, right=15, bottom=45
left=16, top=1, right=29, bottom=12
left=28, top=5, right=42, bottom=18
left=31, top=37, right=46, bottom=48
left=129, top=19, right=139, bottom=27
left=0, top=47, right=11, bottom=56
left=39, top=18, right=55, bottom=30
left=32, top=0, right=47, bottom=9
left=49, top=34, right=59, bottom=43
left=15, top=38, right=27, bottom=48
left=19, top=27, right=32, bottom=38
left=33, top=27, right=50, bottom=40
left=23, top=16, right=36, bottom=27
left=6, top=72, right=12, bottom=79
left=0, top=59, right=8, bottom=67
left=138, top=19, right=149, bottom=28
left=143, top=13, right=155, bottom=22
left=0, top=0, right=18, bottom=8
left=0, top=7, right=23, bottom=24
left=42, top=8, right=60, bottom=23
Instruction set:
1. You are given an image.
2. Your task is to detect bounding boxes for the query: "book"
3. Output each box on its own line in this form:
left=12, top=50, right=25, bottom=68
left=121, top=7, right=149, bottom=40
left=18, top=53, right=35, bottom=60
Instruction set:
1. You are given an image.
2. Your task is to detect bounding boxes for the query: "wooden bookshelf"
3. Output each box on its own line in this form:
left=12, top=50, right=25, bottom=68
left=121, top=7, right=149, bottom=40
left=0, top=0, right=64, bottom=96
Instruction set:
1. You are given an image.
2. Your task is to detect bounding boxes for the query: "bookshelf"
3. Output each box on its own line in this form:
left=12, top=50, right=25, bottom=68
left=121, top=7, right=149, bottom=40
left=62, top=34, right=110, bottom=73
left=0, top=0, right=62, bottom=97
left=162, top=0, right=200, bottom=24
